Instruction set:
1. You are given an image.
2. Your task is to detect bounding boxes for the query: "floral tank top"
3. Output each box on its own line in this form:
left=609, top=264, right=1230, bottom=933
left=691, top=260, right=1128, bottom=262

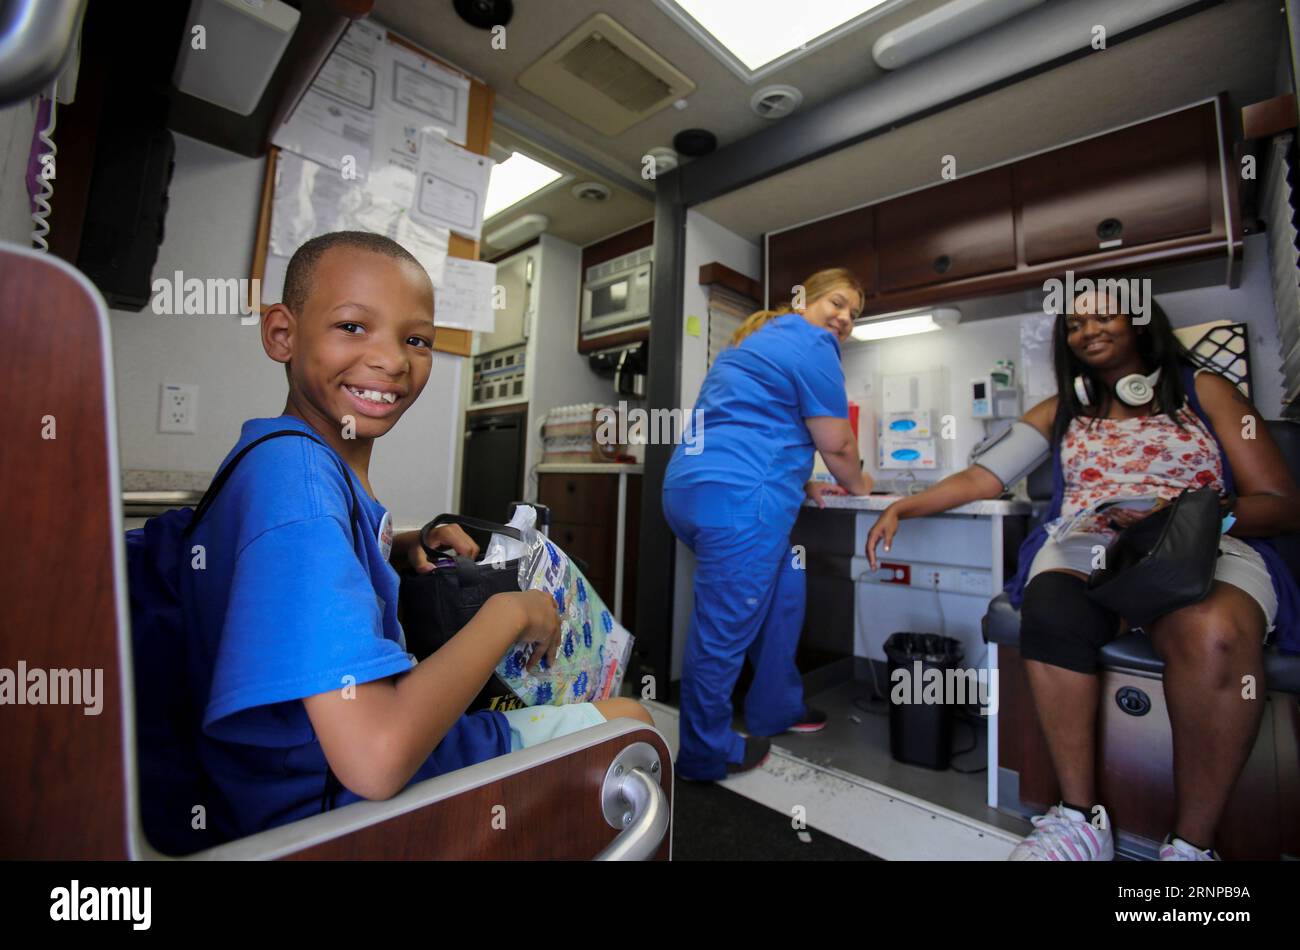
left=1055, top=386, right=1225, bottom=540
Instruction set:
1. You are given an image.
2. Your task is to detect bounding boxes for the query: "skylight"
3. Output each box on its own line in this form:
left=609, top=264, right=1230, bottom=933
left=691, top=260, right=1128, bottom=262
left=658, top=0, right=902, bottom=77
left=482, top=151, right=564, bottom=221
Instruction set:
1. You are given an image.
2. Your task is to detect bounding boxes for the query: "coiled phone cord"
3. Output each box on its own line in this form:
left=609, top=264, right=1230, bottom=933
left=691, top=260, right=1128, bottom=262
left=30, top=81, right=58, bottom=252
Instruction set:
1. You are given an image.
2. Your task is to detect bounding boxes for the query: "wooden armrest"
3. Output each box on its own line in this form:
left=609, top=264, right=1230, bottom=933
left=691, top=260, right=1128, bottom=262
left=138, top=718, right=673, bottom=861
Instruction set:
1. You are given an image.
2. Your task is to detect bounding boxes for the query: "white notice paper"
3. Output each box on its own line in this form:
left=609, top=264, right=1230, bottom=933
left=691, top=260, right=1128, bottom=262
left=272, top=18, right=471, bottom=186
left=380, top=39, right=470, bottom=147
left=409, top=129, right=493, bottom=241
left=268, top=150, right=449, bottom=297
left=367, top=110, right=425, bottom=208
left=435, top=258, right=498, bottom=332
left=271, top=19, right=385, bottom=176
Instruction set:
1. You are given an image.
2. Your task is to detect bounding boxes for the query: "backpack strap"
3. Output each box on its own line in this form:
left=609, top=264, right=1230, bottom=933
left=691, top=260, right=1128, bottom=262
left=181, top=429, right=361, bottom=542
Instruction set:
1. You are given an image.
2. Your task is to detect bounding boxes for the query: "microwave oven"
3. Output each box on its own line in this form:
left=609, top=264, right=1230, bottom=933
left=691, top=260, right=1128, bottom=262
left=581, top=246, right=653, bottom=339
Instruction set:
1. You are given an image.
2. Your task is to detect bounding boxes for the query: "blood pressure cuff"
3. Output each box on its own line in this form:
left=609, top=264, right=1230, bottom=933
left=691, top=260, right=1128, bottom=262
left=970, top=421, right=1050, bottom=490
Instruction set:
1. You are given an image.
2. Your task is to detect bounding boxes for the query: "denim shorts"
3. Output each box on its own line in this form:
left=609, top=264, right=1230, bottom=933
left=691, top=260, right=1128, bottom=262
left=1027, top=531, right=1277, bottom=633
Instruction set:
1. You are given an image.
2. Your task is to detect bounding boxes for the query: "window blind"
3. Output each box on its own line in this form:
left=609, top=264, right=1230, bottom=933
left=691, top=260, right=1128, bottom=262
left=1263, top=132, right=1300, bottom=416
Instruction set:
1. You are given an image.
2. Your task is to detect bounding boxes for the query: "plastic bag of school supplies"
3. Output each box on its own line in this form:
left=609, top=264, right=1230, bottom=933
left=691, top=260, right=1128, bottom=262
left=489, top=506, right=634, bottom=706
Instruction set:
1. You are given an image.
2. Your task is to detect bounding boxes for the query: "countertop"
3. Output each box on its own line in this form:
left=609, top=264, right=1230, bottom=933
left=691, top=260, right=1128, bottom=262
left=122, top=469, right=213, bottom=492
left=806, top=493, right=1032, bottom=516
left=536, top=463, right=644, bottom=474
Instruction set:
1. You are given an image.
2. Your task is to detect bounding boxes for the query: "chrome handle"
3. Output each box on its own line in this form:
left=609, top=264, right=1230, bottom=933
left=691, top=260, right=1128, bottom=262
left=593, top=741, right=668, bottom=861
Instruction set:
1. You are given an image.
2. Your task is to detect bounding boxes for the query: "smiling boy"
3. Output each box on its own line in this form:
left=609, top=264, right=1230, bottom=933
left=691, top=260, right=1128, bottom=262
left=178, top=231, right=650, bottom=844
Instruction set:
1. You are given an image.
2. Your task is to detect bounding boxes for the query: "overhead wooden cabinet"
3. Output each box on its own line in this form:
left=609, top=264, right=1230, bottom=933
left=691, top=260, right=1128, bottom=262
left=1019, top=106, right=1219, bottom=265
left=764, top=99, right=1237, bottom=316
left=766, top=207, right=875, bottom=308
left=875, top=166, right=1016, bottom=293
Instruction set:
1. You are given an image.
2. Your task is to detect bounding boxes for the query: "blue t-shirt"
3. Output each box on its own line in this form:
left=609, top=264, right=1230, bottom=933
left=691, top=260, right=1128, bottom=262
left=664, top=313, right=849, bottom=529
left=183, top=415, right=510, bottom=839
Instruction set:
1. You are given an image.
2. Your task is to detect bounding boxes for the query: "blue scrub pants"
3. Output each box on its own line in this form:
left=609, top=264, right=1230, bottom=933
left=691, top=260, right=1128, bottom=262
left=662, top=484, right=807, bottom=780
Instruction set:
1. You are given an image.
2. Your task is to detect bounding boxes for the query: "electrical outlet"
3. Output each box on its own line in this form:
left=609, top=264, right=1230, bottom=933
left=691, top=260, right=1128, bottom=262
left=878, top=562, right=911, bottom=585
left=159, top=383, right=198, bottom=434
left=857, top=559, right=991, bottom=595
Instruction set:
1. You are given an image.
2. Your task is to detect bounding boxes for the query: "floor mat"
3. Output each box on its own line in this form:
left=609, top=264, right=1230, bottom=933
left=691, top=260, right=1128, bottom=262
left=671, top=777, right=881, bottom=861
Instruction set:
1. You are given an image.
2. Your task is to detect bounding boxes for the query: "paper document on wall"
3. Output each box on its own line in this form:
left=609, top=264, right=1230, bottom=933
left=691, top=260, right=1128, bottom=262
left=380, top=38, right=470, bottom=146
left=435, top=258, right=498, bottom=332
left=267, top=150, right=449, bottom=300
left=271, top=19, right=384, bottom=176
left=408, top=129, right=494, bottom=240
left=367, top=111, right=424, bottom=205
left=272, top=18, right=471, bottom=184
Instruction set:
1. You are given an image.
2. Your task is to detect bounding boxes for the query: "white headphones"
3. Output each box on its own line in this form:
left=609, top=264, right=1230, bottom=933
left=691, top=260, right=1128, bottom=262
left=1073, top=367, right=1162, bottom=407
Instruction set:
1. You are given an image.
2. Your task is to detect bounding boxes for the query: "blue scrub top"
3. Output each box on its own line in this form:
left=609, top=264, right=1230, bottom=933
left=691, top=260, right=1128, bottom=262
left=664, top=312, right=849, bottom=532
left=182, top=415, right=509, bottom=840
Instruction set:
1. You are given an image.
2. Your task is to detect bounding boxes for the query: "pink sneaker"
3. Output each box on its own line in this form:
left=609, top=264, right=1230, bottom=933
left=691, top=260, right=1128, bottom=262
left=786, top=707, right=828, bottom=733
left=1159, top=835, right=1220, bottom=861
left=1009, top=803, right=1114, bottom=861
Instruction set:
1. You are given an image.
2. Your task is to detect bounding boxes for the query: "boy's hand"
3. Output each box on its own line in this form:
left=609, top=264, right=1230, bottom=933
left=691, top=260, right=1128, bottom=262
left=392, top=524, right=480, bottom=573
left=424, top=523, right=480, bottom=560
left=508, top=589, right=563, bottom=671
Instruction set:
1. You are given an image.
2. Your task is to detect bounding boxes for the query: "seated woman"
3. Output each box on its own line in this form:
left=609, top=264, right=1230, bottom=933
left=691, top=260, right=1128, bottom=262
left=866, top=288, right=1300, bottom=861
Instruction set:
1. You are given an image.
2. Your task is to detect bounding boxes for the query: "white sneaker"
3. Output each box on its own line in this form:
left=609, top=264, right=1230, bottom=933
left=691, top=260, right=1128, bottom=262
left=1009, top=803, right=1114, bottom=861
left=1159, top=835, right=1220, bottom=861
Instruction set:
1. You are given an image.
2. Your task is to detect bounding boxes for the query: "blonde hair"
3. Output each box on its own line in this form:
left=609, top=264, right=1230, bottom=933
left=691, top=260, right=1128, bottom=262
left=731, top=267, right=865, bottom=345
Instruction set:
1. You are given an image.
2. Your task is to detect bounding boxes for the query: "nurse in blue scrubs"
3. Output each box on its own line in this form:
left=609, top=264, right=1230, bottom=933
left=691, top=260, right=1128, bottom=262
left=663, top=268, right=873, bottom=780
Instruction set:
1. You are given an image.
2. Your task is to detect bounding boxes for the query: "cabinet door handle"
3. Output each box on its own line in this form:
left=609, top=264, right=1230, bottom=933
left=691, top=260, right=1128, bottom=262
left=566, top=481, right=576, bottom=494
left=1097, top=218, right=1123, bottom=241
left=932, top=254, right=952, bottom=274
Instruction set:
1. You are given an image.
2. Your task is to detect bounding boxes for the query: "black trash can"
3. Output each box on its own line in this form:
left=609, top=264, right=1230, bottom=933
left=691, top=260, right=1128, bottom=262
left=883, top=632, right=964, bottom=770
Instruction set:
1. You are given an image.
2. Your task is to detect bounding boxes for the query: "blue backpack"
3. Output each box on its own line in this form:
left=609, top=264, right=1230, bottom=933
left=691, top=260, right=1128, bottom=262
left=127, top=430, right=358, bottom=854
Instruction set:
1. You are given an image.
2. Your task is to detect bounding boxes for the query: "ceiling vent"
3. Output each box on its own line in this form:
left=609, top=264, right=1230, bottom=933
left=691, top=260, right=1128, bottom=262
left=646, top=146, right=679, bottom=175
left=572, top=181, right=612, bottom=202
left=750, top=84, right=803, bottom=120
left=518, top=13, right=696, bottom=136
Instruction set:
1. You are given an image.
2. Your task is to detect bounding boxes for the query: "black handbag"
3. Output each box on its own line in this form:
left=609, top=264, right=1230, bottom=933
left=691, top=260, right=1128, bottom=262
left=397, top=513, right=531, bottom=712
left=1084, top=487, right=1230, bottom=628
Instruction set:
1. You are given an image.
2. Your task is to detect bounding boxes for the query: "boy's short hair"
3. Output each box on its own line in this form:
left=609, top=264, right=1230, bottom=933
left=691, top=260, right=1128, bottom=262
left=282, top=231, right=429, bottom=315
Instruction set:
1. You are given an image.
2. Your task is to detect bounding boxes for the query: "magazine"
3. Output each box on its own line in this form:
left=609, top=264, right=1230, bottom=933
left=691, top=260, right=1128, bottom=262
left=1048, top=494, right=1169, bottom=541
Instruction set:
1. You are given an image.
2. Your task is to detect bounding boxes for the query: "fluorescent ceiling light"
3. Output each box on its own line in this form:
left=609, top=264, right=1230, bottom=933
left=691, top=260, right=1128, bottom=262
left=483, top=151, right=564, bottom=221
left=873, top=0, right=1045, bottom=70
left=659, top=0, right=901, bottom=77
left=873, top=0, right=1046, bottom=70
left=851, top=307, right=960, bottom=341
